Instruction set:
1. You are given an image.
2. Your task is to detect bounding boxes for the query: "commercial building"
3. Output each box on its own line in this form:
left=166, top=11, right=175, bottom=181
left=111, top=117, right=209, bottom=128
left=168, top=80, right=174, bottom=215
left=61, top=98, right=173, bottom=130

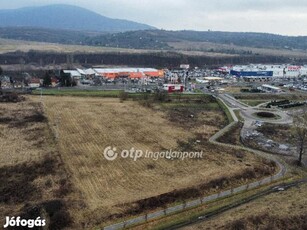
left=229, top=64, right=307, bottom=79
left=163, top=84, right=184, bottom=93
left=63, top=70, right=82, bottom=80
left=62, top=68, right=165, bottom=84
left=93, top=68, right=164, bottom=80
left=260, top=84, right=282, bottom=93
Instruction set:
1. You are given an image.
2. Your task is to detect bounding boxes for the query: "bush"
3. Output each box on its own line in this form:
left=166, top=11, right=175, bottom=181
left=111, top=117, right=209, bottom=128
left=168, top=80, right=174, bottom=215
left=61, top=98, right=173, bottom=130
left=139, top=99, right=153, bottom=108
left=153, top=91, right=169, bottom=102
left=119, top=91, right=129, bottom=102
left=230, top=219, right=247, bottom=230
left=50, top=209, right=72, bottom=229
left=256, top=112, right=276, bottom=118
left=0, top=93, right=25, bottom=103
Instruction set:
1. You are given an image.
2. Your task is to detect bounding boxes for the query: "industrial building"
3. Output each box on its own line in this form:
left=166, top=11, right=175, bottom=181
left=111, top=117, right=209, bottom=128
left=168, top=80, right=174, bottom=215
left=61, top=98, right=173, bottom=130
left=229, top=64, right=307, bottom=79
left=63, top=68, right=164, bottom=80
left=259, top=84, right=282, bottom=93
left=93, top=68, right=164, bottom=79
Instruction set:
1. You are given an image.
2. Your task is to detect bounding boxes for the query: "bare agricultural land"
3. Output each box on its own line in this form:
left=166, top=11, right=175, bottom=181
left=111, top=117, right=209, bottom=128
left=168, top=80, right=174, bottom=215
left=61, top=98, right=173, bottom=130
left=0, top=101, right=47, bottom=166
left=169, top=41, right=307, bottom=58
left=0, top=38, right=237, bottom=57
left=3, top=38, right=305, bottom=59
left=27, top=96, right=277, bottom=227
left=0, top=99, right=74, bottom=229
left=0, top=38, right=152, bottom=55
left=0, top=95, right=280, bottom=229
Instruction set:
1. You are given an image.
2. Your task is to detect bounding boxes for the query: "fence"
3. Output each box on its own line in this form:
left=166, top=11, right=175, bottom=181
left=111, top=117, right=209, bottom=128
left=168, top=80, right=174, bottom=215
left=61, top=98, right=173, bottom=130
left=104, top=166, right=286, bottom=230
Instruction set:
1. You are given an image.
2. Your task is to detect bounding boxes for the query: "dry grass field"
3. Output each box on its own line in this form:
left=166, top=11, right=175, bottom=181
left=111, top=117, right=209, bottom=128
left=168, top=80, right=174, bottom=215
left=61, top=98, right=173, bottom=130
left=3, top=37, right=301, bottom=59
left=0, top=38, right=152, bottom=54
left=0, top=99, right=74, bottom=229
left=26, top=96, right=277, bottom=227
left=168, top=41, right=307, bottom=58
left=0, top=38, right=236, bottom=57
left=181, top=183, right=307, bottom=230
left=0, top=101, right=47, bottom=166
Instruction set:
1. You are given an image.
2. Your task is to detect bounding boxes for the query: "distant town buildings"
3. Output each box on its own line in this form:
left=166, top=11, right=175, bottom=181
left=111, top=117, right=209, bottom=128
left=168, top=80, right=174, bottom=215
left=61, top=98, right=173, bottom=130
left=63, top=68, right=164, bottom=80
left=225, top=64, right=307, bottom=80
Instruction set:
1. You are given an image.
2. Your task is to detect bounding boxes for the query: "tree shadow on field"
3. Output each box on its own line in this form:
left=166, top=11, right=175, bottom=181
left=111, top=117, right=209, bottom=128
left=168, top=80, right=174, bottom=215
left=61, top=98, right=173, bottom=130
left=0, top=157, right=73, bottom=230
left=0, top=157, right=56, bottom=204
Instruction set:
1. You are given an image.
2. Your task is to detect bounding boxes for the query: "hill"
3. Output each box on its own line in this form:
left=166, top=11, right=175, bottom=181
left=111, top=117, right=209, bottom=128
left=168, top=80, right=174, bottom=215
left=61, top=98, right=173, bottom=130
left=85, top=30, right=307, bottom=50
left=0, top=27, right=93, bottom=44
left=0, top=4, right=155, bottom=32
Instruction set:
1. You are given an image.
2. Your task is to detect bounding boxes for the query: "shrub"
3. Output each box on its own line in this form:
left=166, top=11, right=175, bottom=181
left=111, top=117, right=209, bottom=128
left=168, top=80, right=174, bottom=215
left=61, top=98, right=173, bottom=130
left=153, top=91, right=169, bottom=102
left=256, top=112, right=276, bottom=118
left=118, top=91, right=129, bottom=102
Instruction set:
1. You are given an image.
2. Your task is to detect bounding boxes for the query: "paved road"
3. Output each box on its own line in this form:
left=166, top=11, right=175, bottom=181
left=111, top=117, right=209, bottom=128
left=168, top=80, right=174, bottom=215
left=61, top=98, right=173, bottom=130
left=220, top=93, right=294, bottom=142
left=218, top=94, right=293, bottom=152
left=218, top=93, right=307, bottom=166
left=175, top=178, right=307, bottom=230
left=219, top=94, right=293, bottom=125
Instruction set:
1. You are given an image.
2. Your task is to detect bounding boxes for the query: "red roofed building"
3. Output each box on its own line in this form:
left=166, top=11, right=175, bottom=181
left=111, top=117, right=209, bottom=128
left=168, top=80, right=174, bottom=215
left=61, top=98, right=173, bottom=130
left=29, top=78, right=41, bottom=88
left=102, top=73, right=118, bottom=79
left=129, top=72, right=145, bottom=79
left=144, top=70, right=164, bottom=78
left=51, top=77, right=58, bottom=87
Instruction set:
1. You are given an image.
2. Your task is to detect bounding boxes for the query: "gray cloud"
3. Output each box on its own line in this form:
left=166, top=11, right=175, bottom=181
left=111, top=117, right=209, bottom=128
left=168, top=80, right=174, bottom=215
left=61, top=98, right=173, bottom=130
left=0, top=0, right=306, bottom=35
left=188, top=0, right=307, bottom=11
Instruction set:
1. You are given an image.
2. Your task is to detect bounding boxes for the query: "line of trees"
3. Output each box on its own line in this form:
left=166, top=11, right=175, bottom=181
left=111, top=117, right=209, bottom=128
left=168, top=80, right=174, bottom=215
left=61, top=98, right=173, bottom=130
left=0, top=51, right=301, bottom=68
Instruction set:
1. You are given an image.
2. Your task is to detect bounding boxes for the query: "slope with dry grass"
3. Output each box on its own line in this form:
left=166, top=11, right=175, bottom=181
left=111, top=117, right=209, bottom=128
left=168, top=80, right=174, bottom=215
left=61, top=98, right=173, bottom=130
left=169, top=41, right=307, bottom=58
left=181, top=183, right=307, bottom=230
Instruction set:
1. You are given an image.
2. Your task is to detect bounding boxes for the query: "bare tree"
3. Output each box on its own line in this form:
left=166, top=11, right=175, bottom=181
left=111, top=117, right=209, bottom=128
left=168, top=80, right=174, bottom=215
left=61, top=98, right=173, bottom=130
left=292, top=107, right=307, bottom=166
left=0, top=66, right=3, bottom=90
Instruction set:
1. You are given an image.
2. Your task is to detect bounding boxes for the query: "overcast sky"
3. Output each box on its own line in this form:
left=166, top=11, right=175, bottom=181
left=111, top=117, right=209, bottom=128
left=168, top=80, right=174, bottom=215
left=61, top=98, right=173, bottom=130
left=0, top=0, right=307, bottom=36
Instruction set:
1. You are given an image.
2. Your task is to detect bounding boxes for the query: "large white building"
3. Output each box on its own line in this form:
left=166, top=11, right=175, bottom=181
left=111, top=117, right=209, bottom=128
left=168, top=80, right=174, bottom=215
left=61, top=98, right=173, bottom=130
left=229, top=64, right=307, bottom=78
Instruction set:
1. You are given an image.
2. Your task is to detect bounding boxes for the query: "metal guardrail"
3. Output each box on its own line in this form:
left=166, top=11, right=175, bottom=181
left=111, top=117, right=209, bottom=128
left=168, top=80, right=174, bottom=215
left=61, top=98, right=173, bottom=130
left=223, top=93, right=249, bottom=107
left=104, top=168, right=286, bottom=230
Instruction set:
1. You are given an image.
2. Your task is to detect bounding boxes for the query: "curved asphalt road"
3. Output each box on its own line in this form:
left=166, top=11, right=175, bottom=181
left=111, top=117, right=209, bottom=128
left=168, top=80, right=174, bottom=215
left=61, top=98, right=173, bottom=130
left=218, top=94, right=293, bottom=125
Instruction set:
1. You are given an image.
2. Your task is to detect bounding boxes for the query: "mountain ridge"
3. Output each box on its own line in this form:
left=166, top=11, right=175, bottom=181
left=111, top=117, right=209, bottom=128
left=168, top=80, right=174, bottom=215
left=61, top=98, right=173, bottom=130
left=0, top=4, right=155, bottom=32
left=1, top=4, right=307, bottom=52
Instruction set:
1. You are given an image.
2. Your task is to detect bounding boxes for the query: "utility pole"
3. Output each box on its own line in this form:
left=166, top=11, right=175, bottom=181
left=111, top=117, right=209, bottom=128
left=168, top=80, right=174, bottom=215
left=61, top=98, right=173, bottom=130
left=40, top=88, right=43, bottom=100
